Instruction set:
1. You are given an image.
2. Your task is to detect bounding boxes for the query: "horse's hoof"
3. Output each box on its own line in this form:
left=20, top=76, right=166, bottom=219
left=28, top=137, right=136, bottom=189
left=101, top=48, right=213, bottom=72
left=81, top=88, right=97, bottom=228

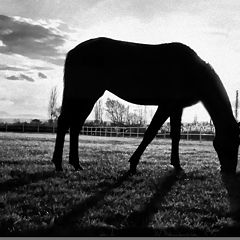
left=74, top=165, right=83, bottom=171
left=231, top=210, right=240, bottom=221
left=55, top=165, right=63, bottom=172
left=174, top=166, right=184, bottom=173
left=52, top=159, right=63, bottom=172
left=69, top=161, right=83, bottom=171
left=129, top=164, right=137, bottom=175
left=173, top=167, right=186, bottom=177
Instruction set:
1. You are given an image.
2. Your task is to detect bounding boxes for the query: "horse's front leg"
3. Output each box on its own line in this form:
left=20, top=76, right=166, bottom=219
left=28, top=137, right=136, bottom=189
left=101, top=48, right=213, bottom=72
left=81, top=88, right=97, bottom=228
left=170, top=108, right=183, bottom=171
left=129, top=105, right=171, bottom=173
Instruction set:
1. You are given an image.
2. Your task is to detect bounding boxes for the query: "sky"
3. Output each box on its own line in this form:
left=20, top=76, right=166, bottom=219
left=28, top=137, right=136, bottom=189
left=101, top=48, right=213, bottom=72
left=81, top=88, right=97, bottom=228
left=0, top=0, right=240, bottom=122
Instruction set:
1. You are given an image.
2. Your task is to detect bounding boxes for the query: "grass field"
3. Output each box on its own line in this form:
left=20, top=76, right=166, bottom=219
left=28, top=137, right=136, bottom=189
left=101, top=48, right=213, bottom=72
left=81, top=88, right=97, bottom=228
left=0, top=132, right=240, bottom=236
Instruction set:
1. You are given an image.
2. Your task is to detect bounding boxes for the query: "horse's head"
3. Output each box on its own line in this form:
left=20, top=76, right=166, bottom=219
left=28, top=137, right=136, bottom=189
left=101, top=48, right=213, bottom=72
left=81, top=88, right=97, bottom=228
left=220, top=122, right=240, bottom=219
left=213, top=122, right=240, bottom=175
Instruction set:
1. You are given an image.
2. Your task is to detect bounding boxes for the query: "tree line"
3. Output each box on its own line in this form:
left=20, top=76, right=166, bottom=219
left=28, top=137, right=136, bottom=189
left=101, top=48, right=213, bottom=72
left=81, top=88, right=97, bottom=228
left=48, top=86, right=147, bottom=126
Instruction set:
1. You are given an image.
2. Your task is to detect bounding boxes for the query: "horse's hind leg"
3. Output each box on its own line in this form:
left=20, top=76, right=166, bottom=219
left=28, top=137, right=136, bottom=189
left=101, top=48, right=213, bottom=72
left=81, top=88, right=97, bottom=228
left=129, top=105, right=171, bottom=173
left=68, top=99, right=99, bottom=170
left=170, top=108, right=183, bottom=171
left=52, top=111, right=70, bottom=171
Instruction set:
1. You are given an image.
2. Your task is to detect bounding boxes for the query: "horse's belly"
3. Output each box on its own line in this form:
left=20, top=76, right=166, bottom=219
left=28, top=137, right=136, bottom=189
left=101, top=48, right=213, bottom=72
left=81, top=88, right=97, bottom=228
left=107, top=85, right=199, bottom=107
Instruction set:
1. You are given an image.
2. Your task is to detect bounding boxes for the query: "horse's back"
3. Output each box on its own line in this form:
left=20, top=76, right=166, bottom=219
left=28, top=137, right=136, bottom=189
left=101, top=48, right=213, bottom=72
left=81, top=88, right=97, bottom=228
left=64, top=37, right=206, bottom=106
left=70, top=37, right=199, bottom=67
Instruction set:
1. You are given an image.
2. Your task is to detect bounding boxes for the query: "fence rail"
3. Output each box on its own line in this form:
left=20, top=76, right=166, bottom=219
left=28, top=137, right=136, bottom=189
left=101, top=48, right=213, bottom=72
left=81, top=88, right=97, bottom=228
left=81, top=126, right=215, bottom=141
left=0, top=123, right=215, bottom=141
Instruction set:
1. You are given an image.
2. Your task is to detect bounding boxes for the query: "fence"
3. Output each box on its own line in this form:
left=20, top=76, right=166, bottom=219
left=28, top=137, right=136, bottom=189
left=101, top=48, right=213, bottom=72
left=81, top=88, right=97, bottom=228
left=0, top=123, right=215, bottom=141
left=0, top=122, right=57, bottom=134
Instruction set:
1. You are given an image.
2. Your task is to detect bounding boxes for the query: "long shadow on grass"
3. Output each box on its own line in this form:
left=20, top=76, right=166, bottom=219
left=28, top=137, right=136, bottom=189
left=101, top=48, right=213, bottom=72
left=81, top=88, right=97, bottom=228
left=45, top=171, right=132, bottom=234
left=1, top=171, right=131, bottom=237
left=9, top=169, right=189, bottom=237
left=125, top=169, right=185, bottom=228
left=13, top=225, right=210, bottom=237
left=0, top=170, right=57, bottom=193
left=0, top=160, right=20, bottom=165
left=6, top=222, right=240, bottom=237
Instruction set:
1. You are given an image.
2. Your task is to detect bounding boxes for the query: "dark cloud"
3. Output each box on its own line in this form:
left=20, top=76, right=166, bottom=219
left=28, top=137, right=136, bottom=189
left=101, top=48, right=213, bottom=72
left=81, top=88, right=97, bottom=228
left=6, top=73, right=34, bottom=82
left=38, top=72, right=47, bottom=79
left=0, top=15, right=66, bottom=65
left=6, top=75, right=19, bottom=80
left=0, top=0, right=105, bottom=28
left=20, top=74, right=34, bottom=82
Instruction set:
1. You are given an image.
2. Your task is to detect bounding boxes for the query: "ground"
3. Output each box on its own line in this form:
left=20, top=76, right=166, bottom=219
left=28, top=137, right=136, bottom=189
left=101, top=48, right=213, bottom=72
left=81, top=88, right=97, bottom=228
left=0, top=132, right=240, bottom=236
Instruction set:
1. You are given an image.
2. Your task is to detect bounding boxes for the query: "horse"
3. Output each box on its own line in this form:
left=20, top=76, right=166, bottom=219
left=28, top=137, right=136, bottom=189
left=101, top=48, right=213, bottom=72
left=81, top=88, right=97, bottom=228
left=52, top=37, right=239, bottom=175
left=52, top=37, right=240, bottom=218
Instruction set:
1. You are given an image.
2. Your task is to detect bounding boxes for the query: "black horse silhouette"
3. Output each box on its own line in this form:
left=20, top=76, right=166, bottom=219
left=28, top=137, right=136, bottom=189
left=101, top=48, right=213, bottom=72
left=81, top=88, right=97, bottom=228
left=52, top=37, right=240, bottom=176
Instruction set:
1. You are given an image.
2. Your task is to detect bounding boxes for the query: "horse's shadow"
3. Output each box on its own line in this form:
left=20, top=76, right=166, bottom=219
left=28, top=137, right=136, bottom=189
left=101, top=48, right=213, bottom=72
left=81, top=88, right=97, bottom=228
left=15, top=168, right=183, bottom=236
left=4, top=168, right=239, bottom=237
left=0, top=170, right=58, bottom=193
left=46, top=169, right=239, bottom=237
left=125, top=168, right=184, bottom=228
left=51, top=170, right=132, bottom=228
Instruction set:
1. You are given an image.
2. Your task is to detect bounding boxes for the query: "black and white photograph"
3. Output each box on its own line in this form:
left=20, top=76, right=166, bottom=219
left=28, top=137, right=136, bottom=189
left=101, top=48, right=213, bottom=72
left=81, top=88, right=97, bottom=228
left=0, top=0, right=240, bottom=237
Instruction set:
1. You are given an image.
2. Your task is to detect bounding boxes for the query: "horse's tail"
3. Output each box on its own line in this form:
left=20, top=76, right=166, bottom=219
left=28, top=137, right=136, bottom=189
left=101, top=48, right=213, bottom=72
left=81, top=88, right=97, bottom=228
left=60, top=49, right=77, bottom=114
left=62, top=50, right=74, bottom=94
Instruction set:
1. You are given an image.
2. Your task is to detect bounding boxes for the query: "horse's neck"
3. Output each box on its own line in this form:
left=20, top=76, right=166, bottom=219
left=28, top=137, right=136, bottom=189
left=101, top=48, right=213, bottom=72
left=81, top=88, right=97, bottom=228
left=206, top=99, right=237, bottom=137
left=202, top=74, right=238, bottom=137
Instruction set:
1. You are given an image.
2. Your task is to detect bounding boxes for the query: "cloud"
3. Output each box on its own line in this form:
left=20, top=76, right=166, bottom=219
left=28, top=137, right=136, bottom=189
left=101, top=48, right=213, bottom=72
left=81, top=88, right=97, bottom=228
left=6, top=73, right=34, bottom=82
left=6, top=75, right=19, bottom=80
left=38, top=72, right=47, bottom=79
left=0, top=15, right=66, bottom=65
left=33, top=66, right=54, bottom=70
left=0, top=64, right=26, bottom=71
left=0, top=62, right=55, bottom=72
left=20, top=74, right=34, bottom=82
left=0, top=110, right=10, bottom=117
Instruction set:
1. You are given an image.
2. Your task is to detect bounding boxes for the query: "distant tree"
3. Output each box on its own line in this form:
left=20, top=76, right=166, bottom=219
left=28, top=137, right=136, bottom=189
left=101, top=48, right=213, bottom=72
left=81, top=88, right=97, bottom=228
left=193, top=114, right=198, bottom=124
left=55, top=106, right=61, bottom=117
left=105, top=98, right=128, bottom=125
left=30, top=119, right=41, bottom=125
left=48, top=86, right=59, bottom=122
left=105, top=98, right=145, bottom=126
left=125, top=111, right=145, bottom=126
left=94, top=99, right=103, bottom=124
